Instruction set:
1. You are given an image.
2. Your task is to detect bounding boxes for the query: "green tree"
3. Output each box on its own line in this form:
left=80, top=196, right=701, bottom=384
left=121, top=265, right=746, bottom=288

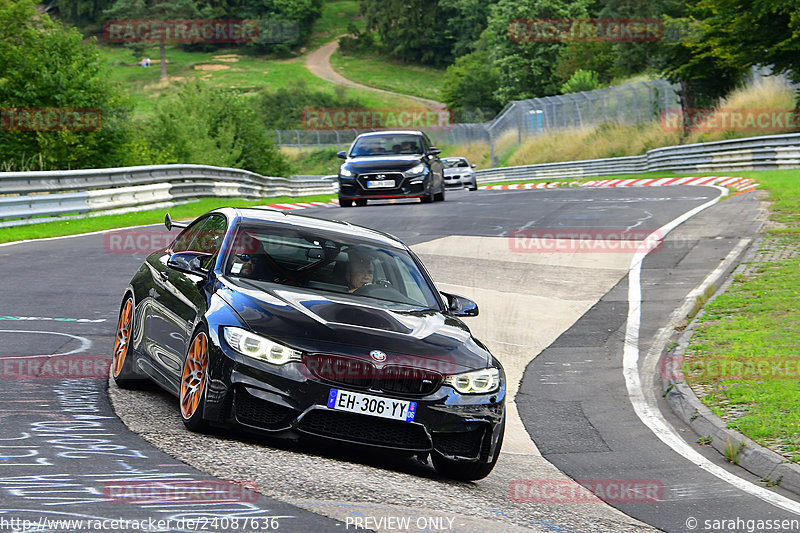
left=656, top=14, right=748, bottom=115
left=104, top=0, right=202, bottom=79
left=684, top=0, right=800, bottom=86
left=439, top=0, right=498, bottom=59
left=196, top=0, right=322, bottom=52
left=0, top=0, right=133, bottom=170
left=485, top=0, right=591, bottom=103
left=143, top=83, right=290, bottom=176
left=53, top=0, right=116, bottom=29
left=442, top=47, right=502, bottom=117
left=362, top=0, right=453, bottom=66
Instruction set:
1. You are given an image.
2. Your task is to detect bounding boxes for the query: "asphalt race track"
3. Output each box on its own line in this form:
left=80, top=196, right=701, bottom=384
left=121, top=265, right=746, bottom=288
left=1, top=185, right=798, bottom=533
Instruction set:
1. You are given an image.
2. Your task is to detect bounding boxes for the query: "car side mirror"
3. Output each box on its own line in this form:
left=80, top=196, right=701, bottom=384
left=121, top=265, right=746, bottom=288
left=165, top=213, right=187, bottom=231
left=428, top=147, right=442, bottom=156
left=471, top=164, right=477, bottom=168
left=168, top=251, right=213, bottom=276
left=441, top=292, right=479, bottom=317
left=337, top=151, right=347, bottom=159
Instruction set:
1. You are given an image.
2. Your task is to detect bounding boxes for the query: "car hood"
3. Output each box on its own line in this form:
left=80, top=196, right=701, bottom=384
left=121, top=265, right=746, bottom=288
left=443, top=168, right=469, bottom=176
left=343, top=156, right=424, bottom=173
left=217, top=279, right=491, bottom=373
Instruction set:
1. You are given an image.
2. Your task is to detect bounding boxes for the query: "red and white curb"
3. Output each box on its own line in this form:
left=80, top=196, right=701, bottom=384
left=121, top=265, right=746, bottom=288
left=259, top=200, right=339, bottom=210
left=480, top=176, right=758, bottom=193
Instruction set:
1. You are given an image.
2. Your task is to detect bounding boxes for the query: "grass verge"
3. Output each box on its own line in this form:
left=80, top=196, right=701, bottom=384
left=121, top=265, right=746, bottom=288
left=329, top=49, right=445, bottom=103
left=682, top=225, right=800, bottom=463
left=0, top=194, right=335, bottom=244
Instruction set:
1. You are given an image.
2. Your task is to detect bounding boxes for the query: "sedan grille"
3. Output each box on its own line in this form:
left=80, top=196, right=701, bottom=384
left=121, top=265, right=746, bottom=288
left=304, top=355, right=443, bottom=396
left=356, top=172, right=405, bottom=189
left=297, top=409, right=431, bottom=451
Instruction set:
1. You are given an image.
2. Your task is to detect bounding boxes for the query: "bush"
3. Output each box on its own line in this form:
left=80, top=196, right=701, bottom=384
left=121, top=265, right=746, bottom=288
left=257, top=79, right=365, bottom=130
left=139, top=83, right=290, bottom=176
left=561, top=70, right=601, bottom=94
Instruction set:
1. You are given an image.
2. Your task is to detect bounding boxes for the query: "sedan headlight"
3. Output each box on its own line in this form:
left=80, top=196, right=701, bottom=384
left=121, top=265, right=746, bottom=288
left=340, top=167, right=354, bottom=177
left=444, top=368, right=500, bottom=394
left=223, top=327, right=302, bottom=365
left=405, top=164, right=426, bottom=177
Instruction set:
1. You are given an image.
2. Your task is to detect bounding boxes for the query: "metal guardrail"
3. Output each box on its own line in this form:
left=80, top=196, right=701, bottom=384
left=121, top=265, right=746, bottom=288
left=0, top=164, right=335, bottom=226
left=2, top=132, right=799, bottom=226
left=475, top=132, right=800, bottom=183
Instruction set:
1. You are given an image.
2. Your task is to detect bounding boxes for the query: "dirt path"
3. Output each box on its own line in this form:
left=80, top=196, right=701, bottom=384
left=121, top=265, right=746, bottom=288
left=304, top=38, right=446, bottom=109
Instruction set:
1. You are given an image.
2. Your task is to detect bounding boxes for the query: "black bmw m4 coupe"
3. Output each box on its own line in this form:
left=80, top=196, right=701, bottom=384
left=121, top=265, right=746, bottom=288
left=112, top=207, right=505, bottom=480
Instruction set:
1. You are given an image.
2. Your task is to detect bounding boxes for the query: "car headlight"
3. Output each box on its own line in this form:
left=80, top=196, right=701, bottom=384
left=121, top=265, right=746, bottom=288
left=405, top=164, right=426, bottom=177
left=340, top=167, right=354, bottom=178
left=444, top=368, right=500, bottom=394
left=223, top=327, right=302, bottom=365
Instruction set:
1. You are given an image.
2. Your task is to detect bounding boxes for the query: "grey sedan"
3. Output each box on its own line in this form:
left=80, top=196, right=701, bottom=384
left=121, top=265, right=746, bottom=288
left=442, top=157, right=477, bottom=191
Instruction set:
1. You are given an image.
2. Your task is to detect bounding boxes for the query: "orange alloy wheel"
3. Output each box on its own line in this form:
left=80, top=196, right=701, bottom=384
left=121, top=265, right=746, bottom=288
left=180, top=332, right=209, bottom=419
left=112, top=299, right=133, bottom=378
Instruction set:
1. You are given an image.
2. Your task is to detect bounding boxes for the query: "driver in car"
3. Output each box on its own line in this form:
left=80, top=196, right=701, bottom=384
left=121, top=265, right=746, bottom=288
left=346, top=252, right=374, bottom=292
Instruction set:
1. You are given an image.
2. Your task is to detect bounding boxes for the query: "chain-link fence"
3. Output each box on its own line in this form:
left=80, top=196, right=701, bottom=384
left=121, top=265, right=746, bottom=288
left=273, top=79, right=681, bottom=166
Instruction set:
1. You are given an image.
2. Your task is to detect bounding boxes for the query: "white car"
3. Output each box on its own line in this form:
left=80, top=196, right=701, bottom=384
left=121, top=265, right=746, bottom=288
left=442, top=157, right=477, bottom=191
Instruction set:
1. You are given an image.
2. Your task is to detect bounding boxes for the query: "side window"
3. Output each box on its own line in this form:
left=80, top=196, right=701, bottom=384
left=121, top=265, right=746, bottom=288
left=392, top=257, right=427, bottom=306
left=190, top=215, right=227, bottom=254
left=171, top=217, right=207, bottom=253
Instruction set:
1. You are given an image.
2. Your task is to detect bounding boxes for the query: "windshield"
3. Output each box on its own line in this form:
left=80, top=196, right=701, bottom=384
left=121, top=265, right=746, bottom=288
left=350, top=134, right=424, bottom=157
left=224, top=223, right=441, bottom=309
left=442, top=158, right=469, bottom=168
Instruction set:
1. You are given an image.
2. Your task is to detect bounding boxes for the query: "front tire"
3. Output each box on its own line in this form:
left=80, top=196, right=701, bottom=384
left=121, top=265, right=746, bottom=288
left=339, top=198, right=353, bottom=207
left=180, top=328, right=210, bottom=432
left=421, top=183, right=434, bottom=204
left=434, top=187, right=445, bottom=202
left=355, top=198, right=367, bottom=207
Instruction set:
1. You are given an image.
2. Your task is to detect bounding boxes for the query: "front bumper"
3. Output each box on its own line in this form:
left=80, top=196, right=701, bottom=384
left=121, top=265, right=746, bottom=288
left=338, top=173, right=428, bottom=200
left=204, top=342, right=506, bottom=463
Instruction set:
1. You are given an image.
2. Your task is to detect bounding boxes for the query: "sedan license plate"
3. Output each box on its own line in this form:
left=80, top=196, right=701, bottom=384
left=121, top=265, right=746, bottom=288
left=366, top=179, right=394, bottom=188
left=327, top=389, right=416, bottom=422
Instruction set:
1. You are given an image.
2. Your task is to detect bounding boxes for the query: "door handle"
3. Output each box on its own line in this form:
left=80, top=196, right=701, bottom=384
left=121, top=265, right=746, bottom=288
left=159, top=271, right=169, bottom=282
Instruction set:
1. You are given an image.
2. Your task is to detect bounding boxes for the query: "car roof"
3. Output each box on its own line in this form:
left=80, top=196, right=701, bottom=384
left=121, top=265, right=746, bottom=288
left=355, top=131, right=425, bottom=138
left=216, top=207, right=406, bottom=249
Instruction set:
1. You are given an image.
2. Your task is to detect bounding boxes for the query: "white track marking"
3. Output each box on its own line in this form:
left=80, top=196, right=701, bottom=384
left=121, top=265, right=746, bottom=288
left=0, top=330, right=92, bottom=356
left=623, top=186, right=800, bottom=514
